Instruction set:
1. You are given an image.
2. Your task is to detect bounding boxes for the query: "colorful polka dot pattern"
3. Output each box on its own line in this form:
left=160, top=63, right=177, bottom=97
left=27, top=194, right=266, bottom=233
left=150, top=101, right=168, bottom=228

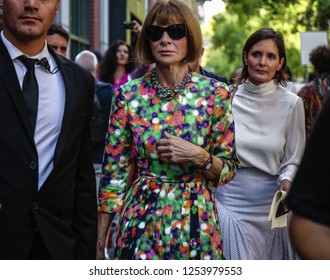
left=98, top=72, right=238, bottom=259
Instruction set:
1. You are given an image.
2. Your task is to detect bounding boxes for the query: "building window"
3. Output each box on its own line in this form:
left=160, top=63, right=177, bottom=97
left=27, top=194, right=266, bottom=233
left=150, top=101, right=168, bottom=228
left=70, top=0, right=90, bottom=58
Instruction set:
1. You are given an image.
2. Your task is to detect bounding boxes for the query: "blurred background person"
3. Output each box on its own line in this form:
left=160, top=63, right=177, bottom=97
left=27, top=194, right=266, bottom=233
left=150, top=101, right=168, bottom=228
left=90, top=50, right=104, bottom=79
left=308, top=72, right=316, bottom=82
left=214, top=28, right=305, bottom=260
left=74, top=50, right=114, bottom=191
left=46, top=23, right=70, bottom=57
left=288, top=95, right=330, bottom=260
left=297, top=45, right=330, bottom=139
left=229, top=66, right=243, bottom=87
left=97, top=0, right=238, bottom=260
left=99, top=39, right=136, bottom=89
left=188, top=46, right=229, bottom=85
left=282, top=66, right=297, bottom=93
left=75, top=49, right=117, bottom=260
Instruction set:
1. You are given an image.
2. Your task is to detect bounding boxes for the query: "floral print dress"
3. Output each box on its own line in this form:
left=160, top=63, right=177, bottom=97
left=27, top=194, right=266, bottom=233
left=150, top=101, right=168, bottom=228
left=297, top=75, right=330, bottom=139
left=98, top=72, right=238, bottom=260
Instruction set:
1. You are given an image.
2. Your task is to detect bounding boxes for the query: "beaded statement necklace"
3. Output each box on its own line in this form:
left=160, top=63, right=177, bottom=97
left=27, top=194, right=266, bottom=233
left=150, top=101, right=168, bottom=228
left=151, top=68, right=192, bottom=100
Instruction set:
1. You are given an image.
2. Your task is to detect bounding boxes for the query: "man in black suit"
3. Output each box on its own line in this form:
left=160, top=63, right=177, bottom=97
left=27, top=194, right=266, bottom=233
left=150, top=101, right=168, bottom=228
left=0, top=0, right=97, bottom=259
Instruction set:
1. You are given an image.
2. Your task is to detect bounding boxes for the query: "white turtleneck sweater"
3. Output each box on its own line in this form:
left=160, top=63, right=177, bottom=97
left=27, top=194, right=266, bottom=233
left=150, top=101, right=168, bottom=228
left=233, top=80, right=305, bottom=185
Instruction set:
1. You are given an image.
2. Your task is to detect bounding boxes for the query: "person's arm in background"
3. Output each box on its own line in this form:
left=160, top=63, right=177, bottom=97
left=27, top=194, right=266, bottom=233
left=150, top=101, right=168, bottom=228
left=288, top=95, right=330, bottom=259
left=290, top=214, right=330, bottom=259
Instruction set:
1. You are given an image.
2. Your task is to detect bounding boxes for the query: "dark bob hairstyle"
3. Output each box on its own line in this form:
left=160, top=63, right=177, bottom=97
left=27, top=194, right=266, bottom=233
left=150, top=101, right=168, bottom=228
left=239, top=27, right=287, bottom=86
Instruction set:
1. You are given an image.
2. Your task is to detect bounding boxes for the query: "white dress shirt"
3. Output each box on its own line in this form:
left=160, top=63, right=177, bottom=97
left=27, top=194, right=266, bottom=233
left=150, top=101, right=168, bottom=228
left=1, top=31, right=66, bottom=189
left=233, top=79, right=305, bottom=185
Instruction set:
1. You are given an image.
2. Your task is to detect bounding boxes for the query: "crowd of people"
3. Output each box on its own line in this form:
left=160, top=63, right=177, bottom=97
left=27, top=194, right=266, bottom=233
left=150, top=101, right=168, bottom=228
left=0, top=0, right=329, bottom=260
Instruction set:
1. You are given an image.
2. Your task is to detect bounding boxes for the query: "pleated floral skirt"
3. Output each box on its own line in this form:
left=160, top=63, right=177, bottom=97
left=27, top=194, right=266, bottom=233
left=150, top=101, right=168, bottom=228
left=114, top=175, right=224, bottom=260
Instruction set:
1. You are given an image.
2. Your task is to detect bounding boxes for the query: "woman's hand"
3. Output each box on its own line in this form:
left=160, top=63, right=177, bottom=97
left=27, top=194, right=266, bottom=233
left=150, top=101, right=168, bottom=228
left=279, top=179, right=292, bottom=212
left=96, top=212, right=116, bottom=260
left=96, top=238, right=106, bottom=260
left=156, top=131, right=205, bottom=165
left=279, top=179, right=292, bottom=193
left=131, top=20, right=142, bottom=34
left=156, top=131, right=222, bottom=180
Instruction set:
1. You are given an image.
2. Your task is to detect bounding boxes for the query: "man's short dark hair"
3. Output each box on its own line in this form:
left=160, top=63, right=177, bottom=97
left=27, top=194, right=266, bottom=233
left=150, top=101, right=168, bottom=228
left=309, top=45, right=330, bottom=74
left=47, top=24, right=70, bottom=42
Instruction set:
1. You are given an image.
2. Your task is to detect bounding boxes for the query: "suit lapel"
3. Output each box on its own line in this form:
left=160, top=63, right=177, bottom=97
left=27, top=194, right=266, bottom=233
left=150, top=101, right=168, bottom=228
left=49, top=47, right=76, bottom=164
left=0, top=37, right=36, bottom=141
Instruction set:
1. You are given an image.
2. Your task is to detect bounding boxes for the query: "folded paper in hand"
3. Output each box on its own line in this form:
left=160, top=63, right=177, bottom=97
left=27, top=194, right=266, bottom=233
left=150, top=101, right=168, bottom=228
left=268, top=190, right=290, bottom=228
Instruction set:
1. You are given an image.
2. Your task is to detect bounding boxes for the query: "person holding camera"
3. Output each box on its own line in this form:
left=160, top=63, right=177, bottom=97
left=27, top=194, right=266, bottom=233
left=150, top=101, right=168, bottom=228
left=123, top=20, right=142, bottom=34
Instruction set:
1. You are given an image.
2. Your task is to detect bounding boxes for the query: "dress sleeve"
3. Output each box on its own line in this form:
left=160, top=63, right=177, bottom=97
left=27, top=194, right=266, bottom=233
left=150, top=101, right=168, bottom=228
left=277, top=97, right=306, bottom=184
left=211, top=86, right=239, bottom=186
left=98, top=87, right=132, bottom=213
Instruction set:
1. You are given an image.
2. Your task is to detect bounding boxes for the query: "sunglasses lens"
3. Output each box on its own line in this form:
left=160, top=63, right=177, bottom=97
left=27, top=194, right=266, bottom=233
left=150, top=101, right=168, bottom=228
left=146, top=26, right=163, bottom=41
left=146, top=24, right=187, bottom=41
left=168, top=24, right=186, bottom=40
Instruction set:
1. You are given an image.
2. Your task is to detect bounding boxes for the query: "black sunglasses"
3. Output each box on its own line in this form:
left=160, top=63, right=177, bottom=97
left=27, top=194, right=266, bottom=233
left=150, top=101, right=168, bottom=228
left=146, top=24, right=187, bottom=42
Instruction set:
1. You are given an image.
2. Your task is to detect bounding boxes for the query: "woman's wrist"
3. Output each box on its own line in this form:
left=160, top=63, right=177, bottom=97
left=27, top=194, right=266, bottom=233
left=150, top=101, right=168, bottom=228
left=201, top=153, right=213, bottom=170
left=195, top=148, right=211, bottom=168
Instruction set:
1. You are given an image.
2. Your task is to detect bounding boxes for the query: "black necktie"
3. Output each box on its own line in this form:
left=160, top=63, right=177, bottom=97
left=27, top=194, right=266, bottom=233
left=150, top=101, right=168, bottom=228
left=19, top=56, right=39, bottom=134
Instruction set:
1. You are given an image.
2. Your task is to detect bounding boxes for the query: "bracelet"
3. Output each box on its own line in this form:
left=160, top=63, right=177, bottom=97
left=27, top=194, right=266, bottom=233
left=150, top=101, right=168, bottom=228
left=201, top=152, right=213, bottom=170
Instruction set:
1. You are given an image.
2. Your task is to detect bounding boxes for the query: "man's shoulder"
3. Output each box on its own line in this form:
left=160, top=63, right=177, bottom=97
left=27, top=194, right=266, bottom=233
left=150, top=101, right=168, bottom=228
left=52, top=52, right=91, bottom=77
left=200, top=67, right=229, bottom=85
left=95, top=80, right=113, bottom=90
left=297, top=80, right=317, bottom=98
left=95, top=80, right=114, bottom=102
left=62, top=56, right=87, bottom=73
left=95, top=80, right=114, bottom=95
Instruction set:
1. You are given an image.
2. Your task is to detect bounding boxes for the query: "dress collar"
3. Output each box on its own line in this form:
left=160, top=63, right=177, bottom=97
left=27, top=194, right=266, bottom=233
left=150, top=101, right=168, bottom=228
left=243, top=79, right=277, bottom=94
left=1, top=30, right=51, bottom=62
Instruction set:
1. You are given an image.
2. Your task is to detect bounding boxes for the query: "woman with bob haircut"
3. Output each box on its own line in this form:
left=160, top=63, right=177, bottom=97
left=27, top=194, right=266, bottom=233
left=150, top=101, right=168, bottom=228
left=214, top=28, right=305, bottom=259
left=97, top=0, right=238, bottom=260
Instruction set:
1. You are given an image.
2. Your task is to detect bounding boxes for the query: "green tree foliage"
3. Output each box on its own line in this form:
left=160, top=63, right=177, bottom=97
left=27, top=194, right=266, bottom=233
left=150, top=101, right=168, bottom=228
left=204, top=0, right=329, bottom=81
left=297, top=0, right=330, bottom=30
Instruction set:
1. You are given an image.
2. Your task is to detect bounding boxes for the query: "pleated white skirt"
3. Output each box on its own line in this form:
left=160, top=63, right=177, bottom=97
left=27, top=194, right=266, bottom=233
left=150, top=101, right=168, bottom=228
left=214, top=167, right=299, bottom=260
